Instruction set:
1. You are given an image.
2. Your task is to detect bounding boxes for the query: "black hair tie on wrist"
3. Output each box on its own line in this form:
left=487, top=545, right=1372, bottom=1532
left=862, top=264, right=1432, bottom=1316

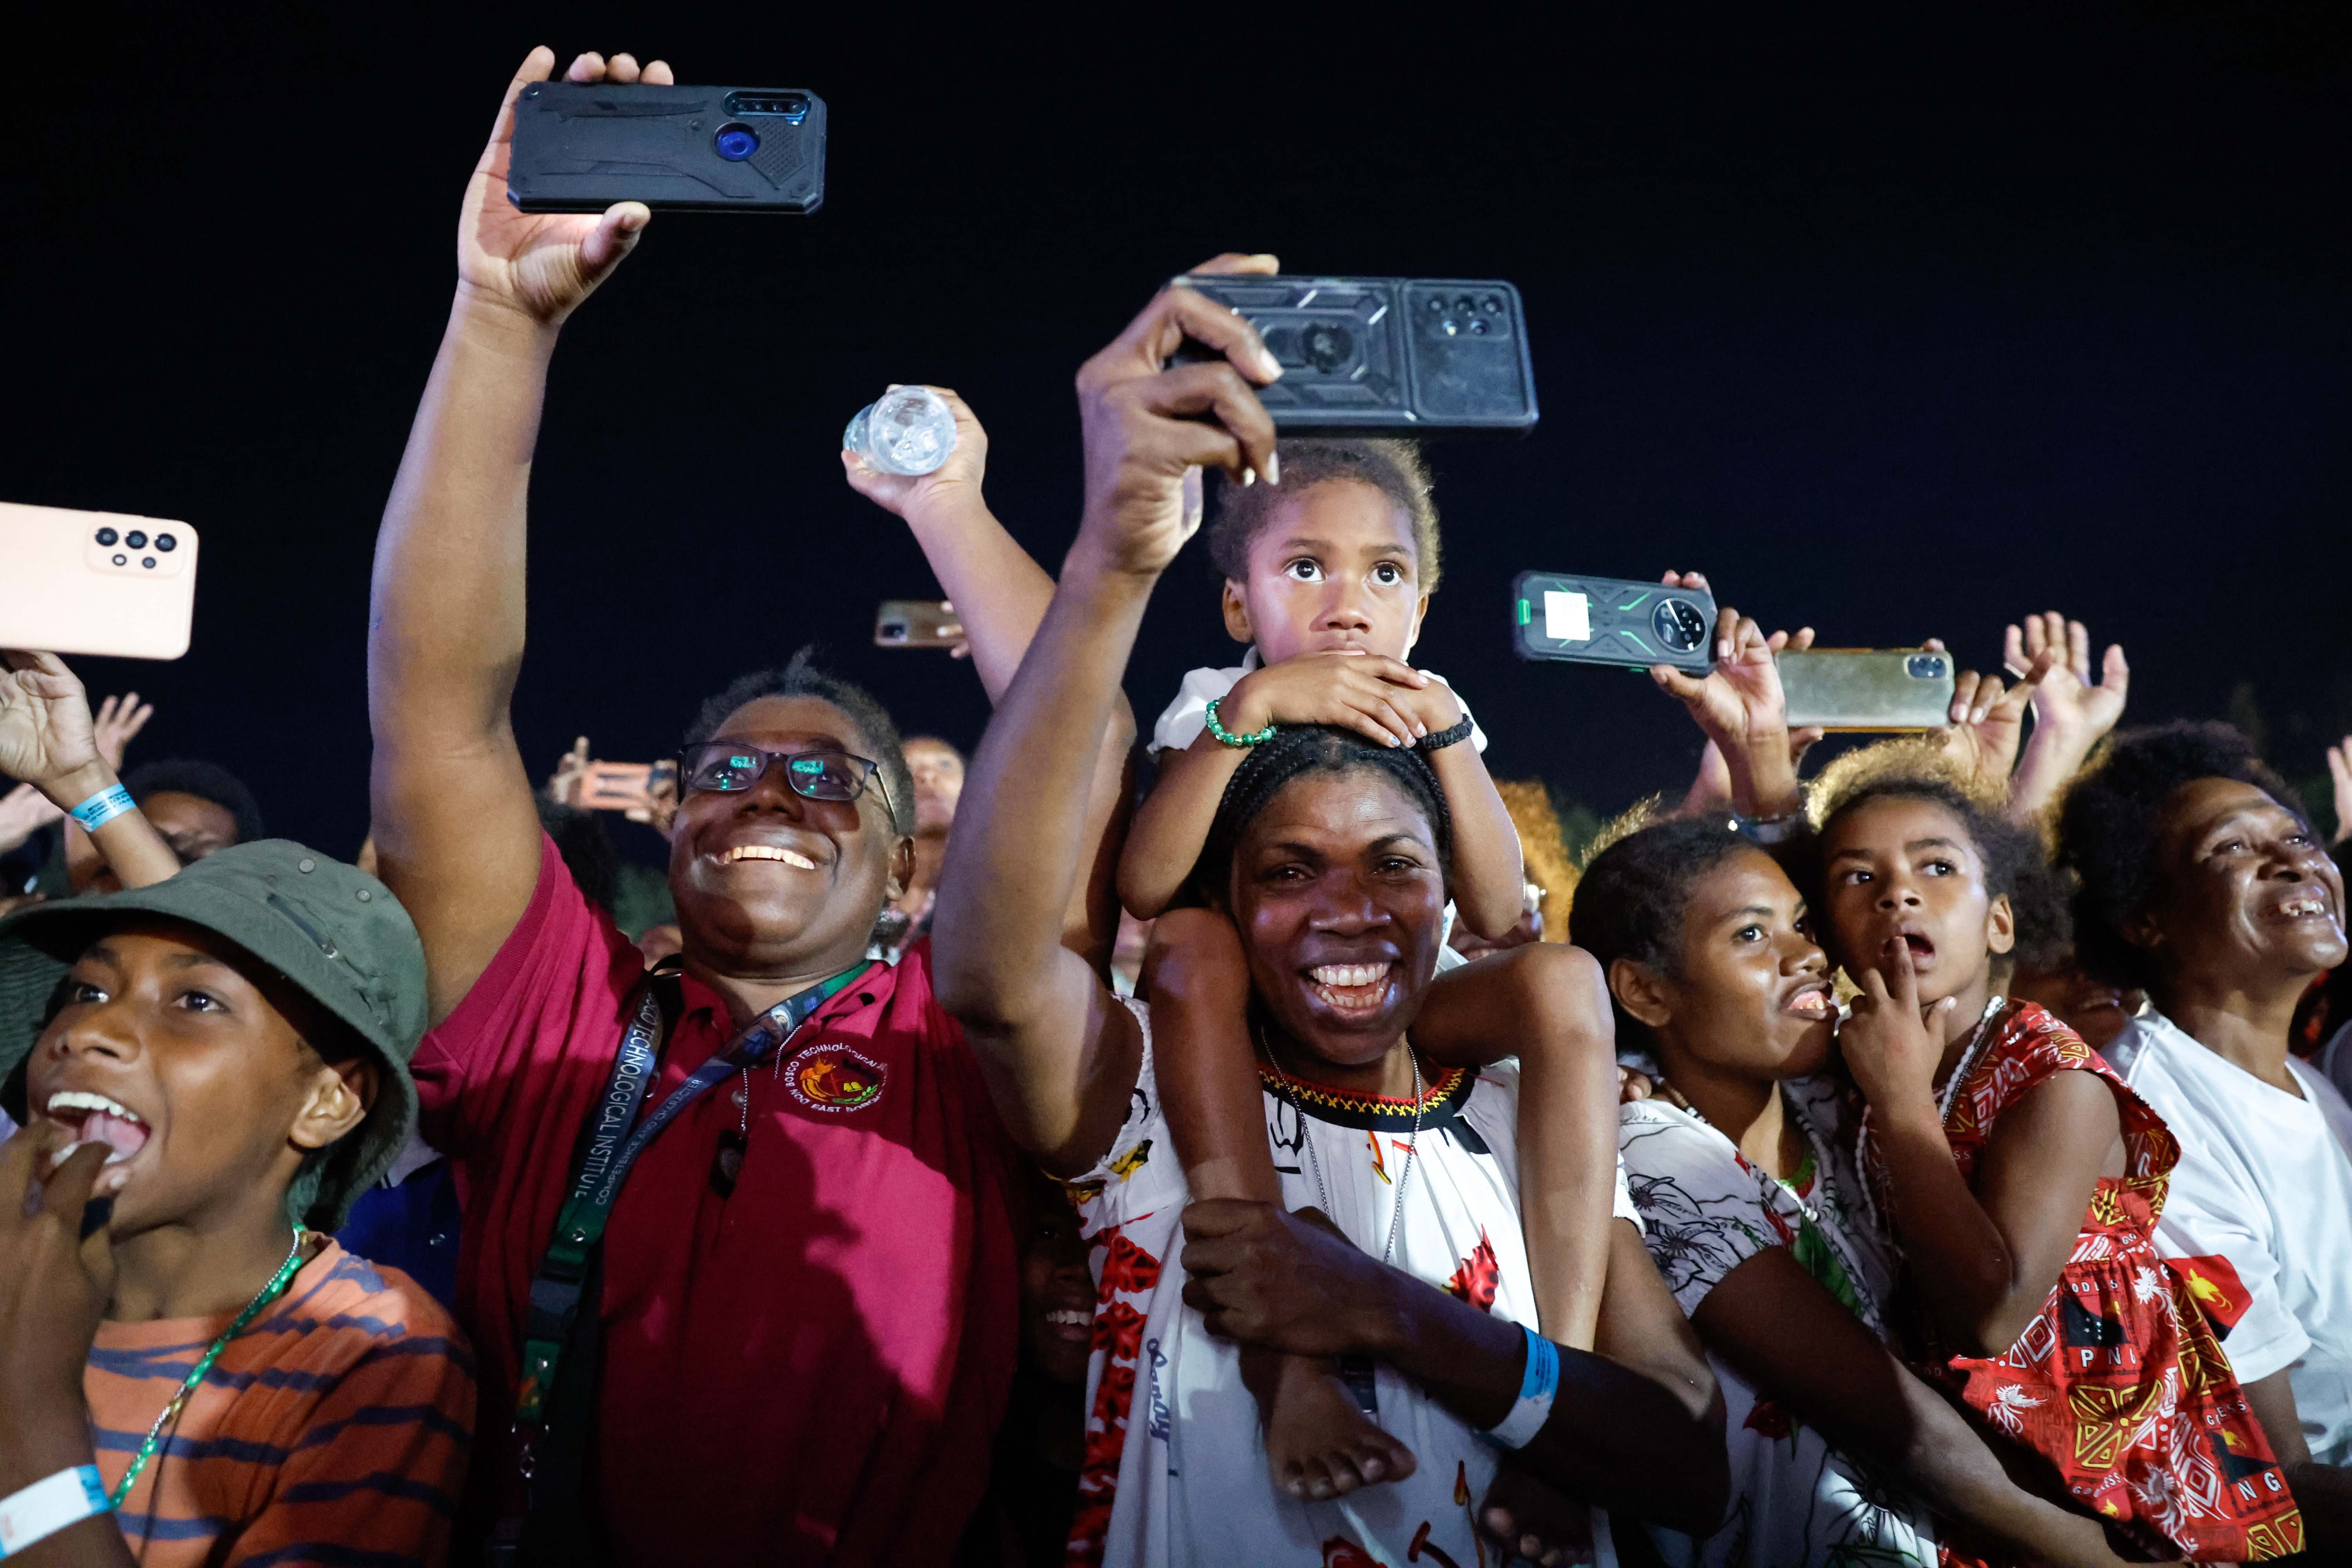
left=1417, top=716, right=1474, bottom=753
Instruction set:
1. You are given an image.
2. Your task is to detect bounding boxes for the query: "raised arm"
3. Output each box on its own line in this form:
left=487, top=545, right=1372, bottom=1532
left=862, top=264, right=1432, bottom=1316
left=0, top=653, right=177, bottom=892
left=2004, top=612, right=2128, bottom=827
left=930, top=279, right=1281, bottom=1173
left=367, top=48, right=663, bottom=1021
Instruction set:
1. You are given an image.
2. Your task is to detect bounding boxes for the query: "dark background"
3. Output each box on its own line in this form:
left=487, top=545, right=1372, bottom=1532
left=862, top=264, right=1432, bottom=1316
left=9, top=2, right=2348, bottom=866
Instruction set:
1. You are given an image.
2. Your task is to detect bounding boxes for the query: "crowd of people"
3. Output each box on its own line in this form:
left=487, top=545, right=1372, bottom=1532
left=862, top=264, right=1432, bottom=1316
left=2, top=44, right=2349, bottom=1568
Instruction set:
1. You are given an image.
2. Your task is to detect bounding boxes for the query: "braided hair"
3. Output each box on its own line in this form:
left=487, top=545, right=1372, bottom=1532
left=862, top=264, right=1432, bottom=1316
left=1192, top=725, right=1454, bottom=904
left=1566, top=818, right=1754, bottom=1055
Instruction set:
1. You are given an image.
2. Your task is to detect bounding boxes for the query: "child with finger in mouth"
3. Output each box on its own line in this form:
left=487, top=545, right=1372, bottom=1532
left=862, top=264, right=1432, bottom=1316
left=1818, top=768, right=2303, bottom=1562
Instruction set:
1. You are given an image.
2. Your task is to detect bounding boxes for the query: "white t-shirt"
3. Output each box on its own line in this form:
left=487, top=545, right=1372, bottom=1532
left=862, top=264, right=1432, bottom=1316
left=1619, top=1080, right=1939, bottom=1568
left=2103, top=1010, right=2352, bottom=1463
left=1070, top=997, right=1639, bottom=1567
left=1149, top=649, right=1489, bottom=757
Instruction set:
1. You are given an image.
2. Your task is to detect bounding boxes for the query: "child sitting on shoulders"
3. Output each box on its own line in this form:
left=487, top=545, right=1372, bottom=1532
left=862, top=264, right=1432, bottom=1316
left=1121, top=439, right=1619, bottom=1503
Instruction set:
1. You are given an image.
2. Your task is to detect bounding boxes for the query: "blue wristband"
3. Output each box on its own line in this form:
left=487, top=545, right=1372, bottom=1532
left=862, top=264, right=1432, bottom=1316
left=69, top=784, right=135, bottom=833
left=0, top=1463, right=112, bottom=1555
left=1486, top=1325, right=1560, bottom=1449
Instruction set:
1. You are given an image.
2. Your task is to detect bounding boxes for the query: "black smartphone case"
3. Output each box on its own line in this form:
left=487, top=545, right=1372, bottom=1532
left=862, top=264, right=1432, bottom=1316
left=1512, top=572, right=1717, bottom=674
left=1170, top=276, right=1537, bottom=435
left=508, top=83, right=826, bottom=213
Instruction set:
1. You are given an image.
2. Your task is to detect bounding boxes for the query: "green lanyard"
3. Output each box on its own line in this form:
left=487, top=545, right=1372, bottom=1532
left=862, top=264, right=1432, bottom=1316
left=112, top=1228, right=309, bottom=1509
left=513, top=962, right=870, bottom=1430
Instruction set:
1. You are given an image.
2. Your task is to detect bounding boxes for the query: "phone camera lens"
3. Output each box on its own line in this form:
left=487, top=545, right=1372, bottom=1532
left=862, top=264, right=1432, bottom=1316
left=1468, top=319, right=1489, bottom=335
left=1299, top=322, right=1354, bottom=374
left=125, top=531, right=148, bottom=549
left=95, top=527, right=118, bottom=546
left=155, top=533, right=176, bottom=552
left=1427, top=298, right=1444, bottom=312
left=1484, top=295, right=1504, bottom=313
left=1440, top=318, right=1459, bottom=336
left=111, top=553, right=127, bottom=566
left=1653, top=598, right=1708, bottom=653
left=1455, top=295, right=1475, bottom=314
left=714, top=125, right=759, bottom=161
left=1906, top=654, right=1949, bottom=679
left=142, top=556, right=157, bottom=569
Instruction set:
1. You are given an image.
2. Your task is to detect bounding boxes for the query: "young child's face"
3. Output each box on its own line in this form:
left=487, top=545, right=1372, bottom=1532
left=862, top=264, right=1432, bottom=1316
left=1819, top=796, right=2014, bottom=1005
left=26, top=921, right=372, bottom=1236
left=1221, top=480, right=1429, bottom=664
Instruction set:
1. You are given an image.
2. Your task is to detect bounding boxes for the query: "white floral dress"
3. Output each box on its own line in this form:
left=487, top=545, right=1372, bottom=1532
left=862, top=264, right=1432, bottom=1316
left=1619, top=1077, right=1943, bottom=1568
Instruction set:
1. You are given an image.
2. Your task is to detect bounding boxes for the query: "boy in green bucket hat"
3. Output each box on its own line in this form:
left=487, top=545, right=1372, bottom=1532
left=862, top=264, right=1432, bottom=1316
left=0, top=650, right=474, bottom=1565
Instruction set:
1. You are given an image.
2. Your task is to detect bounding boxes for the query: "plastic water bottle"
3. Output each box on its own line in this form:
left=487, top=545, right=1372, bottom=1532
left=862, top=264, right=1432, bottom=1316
left=844, top=386, right=958, bottom=477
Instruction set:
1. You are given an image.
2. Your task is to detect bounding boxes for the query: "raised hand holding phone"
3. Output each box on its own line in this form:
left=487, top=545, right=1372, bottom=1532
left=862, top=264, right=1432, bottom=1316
left=459, top=48, right=671, bottom=327
left=1647, top=577, right=1811, bottom=819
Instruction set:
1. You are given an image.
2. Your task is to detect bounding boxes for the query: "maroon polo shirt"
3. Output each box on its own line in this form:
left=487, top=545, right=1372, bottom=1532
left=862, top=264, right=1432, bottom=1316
left=412, top=836, right=1019, bottom=1564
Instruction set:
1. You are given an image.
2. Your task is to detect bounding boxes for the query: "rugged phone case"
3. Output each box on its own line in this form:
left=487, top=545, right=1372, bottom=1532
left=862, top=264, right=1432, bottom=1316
left=1776, top=650, right=1956, bottom=731
left=1170, top=276, right=1537, bottom=435
left=1512, top=572, right=1715, bottom=674
left=0, top=501, right=199, bottom=661
left=508, top=83, right=827, bottom=214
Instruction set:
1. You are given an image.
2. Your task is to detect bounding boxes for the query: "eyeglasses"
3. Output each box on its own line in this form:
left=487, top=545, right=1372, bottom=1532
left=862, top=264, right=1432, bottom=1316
left=678, top=740, right=895, bottom=821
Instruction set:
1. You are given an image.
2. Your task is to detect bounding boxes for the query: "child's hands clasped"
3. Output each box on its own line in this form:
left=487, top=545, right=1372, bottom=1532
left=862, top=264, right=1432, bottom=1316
left=1839, top=937, right=1958, bottom=1120
left=1225, top=653, right=1460, bottom=750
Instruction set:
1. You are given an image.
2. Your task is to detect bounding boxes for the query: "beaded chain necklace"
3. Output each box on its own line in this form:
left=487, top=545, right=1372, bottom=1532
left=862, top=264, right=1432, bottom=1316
left=110, top=1227, right=310, bottom=1510
left=1854, top=994, right=2007, bottom=1253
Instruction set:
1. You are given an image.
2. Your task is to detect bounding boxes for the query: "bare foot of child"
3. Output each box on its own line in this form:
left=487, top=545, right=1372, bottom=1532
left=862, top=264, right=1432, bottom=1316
left=1480, top=1455, right=1595, bottom=1566
left=1263, top=1351, right=1419, bottom=1501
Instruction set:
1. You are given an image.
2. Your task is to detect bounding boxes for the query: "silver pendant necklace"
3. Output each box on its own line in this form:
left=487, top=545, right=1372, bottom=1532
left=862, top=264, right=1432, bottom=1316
left=1258, top=1026, right=1422, bottom=1268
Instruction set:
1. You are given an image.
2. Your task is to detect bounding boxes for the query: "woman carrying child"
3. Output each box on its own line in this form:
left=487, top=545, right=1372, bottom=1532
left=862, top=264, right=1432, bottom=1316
left=1119, top=418, right=1621, bottom=1505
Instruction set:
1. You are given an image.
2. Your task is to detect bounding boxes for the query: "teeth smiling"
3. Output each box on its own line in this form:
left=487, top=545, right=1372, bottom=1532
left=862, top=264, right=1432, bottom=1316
left=1308, top=964, right=1390, bottom=989
left=1044, top=1308, right=1089, bottom=1327
left=47, top=1091, right=141, bottom=1123
left=724, top=845, right=818, bottom=870
left=2280, top=897, right=2326, bottom=917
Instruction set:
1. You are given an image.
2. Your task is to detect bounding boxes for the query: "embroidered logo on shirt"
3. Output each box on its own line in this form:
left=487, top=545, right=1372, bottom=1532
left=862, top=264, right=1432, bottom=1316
left=785, top=1043, right=887, bottom=1113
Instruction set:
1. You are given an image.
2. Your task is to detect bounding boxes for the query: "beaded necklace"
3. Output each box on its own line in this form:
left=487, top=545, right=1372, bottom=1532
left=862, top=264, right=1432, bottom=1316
left=110, top=1227, right=310, bottom=1510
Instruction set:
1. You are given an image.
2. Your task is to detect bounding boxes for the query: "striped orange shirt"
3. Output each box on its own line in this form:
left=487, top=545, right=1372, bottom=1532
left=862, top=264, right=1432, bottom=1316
left=84, top=1238, right=474, bottom=1566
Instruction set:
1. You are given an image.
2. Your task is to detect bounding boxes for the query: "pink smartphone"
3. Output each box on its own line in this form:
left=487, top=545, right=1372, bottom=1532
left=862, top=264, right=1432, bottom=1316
left=0, top=502, right=200, bottom=660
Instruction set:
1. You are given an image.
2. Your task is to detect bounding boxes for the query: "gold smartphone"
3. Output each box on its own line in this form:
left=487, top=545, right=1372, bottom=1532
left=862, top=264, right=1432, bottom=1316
left=0, top=502, right=200, bottom=661
left=1777, top=649, right=1955, bottom=731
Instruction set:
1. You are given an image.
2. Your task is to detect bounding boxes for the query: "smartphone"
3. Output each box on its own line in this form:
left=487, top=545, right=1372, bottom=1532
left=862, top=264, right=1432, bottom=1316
left=1169, top=276, right=1537, bottom=436
left=579, top=762, right=652, bottom=809
left=508, top=83, right=827, bottom=214
left=0, top=502, right=199, bottom=661
left=874, top=599, right=965, bottom=650
left=1777, top=650, right=1956, bottom=731
left=1510, top=572, right=1715, bottom=674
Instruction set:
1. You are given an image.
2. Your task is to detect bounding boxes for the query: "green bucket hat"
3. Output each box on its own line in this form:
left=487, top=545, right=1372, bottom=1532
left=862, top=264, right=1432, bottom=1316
left=0, top=840, right=428, bottom=1232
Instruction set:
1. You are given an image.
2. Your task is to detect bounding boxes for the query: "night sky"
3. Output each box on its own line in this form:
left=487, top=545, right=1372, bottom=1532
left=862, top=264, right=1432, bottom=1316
left=9, top=4, right=2348, bottom=865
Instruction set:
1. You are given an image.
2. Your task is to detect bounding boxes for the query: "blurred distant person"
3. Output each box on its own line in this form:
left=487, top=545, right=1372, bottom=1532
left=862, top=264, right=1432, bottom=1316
left=63, top=758, right=264, bottom=895
left=875, top=736, right=965, bottom=959
left=958, top=1169, right=1090, bottom=1568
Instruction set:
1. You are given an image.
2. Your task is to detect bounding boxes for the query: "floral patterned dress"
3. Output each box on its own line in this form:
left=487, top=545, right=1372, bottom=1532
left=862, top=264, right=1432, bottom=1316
left=1865, top=1000, right=2306, bottom=1561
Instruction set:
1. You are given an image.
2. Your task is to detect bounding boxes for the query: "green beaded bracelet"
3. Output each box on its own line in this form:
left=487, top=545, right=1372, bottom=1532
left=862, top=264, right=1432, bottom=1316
left=1203, top=695, right=1277, bottom=748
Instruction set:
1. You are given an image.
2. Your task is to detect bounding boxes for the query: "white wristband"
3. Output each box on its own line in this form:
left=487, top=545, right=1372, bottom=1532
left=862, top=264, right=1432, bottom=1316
left=0, top=1464, right=111, bottom=1556
left=1486, top=1325, right=1560, bottom=1449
